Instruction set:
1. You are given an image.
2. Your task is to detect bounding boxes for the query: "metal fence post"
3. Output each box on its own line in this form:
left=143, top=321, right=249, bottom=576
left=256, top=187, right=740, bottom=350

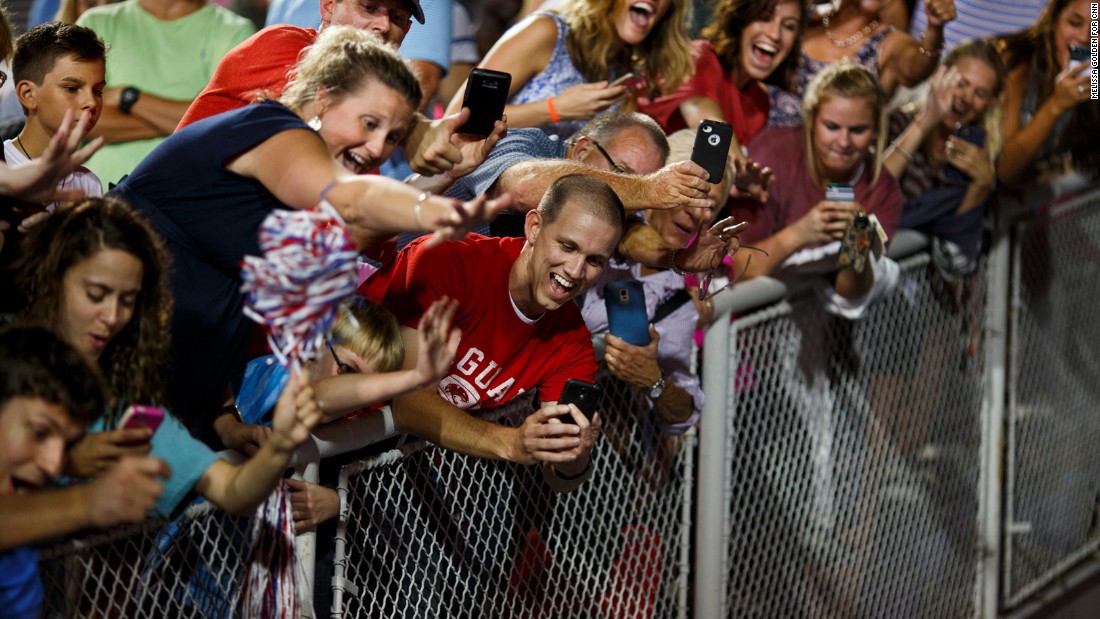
left=695, top=306, right=732, bottom=617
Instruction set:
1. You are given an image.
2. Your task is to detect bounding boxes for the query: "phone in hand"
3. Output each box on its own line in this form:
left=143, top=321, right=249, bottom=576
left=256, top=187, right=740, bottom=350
left=604, top=280, right=650, bottom=347
left=119, top=404, right=165, bottom=435
left=944, top=123, right=987, bottom=182
left=558, top=379, right=602, bottom=424
left=825, top=183, right=855, bottom=202
left=1068, top=45, right=1093, bottom=75
left=691, top=119, right=733, bottom=184
left=457, top=67, right=511, bottom=137
left=608, top=72, right=635, bottom=88
left=837, top=213, right=872, bottom=274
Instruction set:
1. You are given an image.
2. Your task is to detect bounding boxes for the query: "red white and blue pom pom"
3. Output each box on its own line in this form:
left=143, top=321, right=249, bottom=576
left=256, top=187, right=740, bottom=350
left=240, top=201, right=359, bottom=369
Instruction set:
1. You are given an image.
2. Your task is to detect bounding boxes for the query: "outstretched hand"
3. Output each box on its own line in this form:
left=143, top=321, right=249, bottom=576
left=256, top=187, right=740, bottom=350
left=643, top=160, right=712, bottom=211
left=730, top=158, right=773, bottom=203
left=676, top=217, right=747, bottom=273
left=0, top=109, right=103, bottom=204
left=269, top=369, right=322, bottom=454
left=445, top=112, right=508, bottom=181
left=423, top=192, right=514, bottom=247
left=413, top=296, right=462, bottom=388
left=407, top=110, right=467, bottom=176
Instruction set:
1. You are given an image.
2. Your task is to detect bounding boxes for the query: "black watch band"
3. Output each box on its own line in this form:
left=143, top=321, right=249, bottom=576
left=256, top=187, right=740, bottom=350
left=119, top=86, right=141, bottom=115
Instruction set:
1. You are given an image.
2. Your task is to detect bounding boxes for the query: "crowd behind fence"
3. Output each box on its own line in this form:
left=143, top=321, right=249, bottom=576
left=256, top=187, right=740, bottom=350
left=37, top=187, right=1100, bottom=618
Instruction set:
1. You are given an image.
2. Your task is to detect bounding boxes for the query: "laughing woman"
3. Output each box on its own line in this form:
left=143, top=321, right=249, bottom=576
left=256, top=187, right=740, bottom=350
left=445, top=0, right=694, bottom=140
left=110, top=26, right=507, bottom=440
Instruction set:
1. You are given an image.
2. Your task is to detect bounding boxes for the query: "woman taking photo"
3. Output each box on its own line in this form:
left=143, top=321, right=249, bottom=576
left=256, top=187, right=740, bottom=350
left=732, top=61, right=901, bottom=308
left=111, top=27, right=506, bottom=437
left=446, top=0, right=695, bottom=140
left=884, top=39, right=1005, bottom=278
left=995, top=0, right=1098, bottom=189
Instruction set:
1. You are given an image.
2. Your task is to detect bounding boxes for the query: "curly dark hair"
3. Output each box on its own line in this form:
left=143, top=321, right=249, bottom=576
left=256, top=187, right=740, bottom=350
left=14, top=197, right=172, bottom=422
left=700, top=0, right=806, bottom=92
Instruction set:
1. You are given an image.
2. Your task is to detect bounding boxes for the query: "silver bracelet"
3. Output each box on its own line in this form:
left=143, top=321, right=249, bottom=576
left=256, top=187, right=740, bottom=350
left=668, top=247, right=689, bottom=276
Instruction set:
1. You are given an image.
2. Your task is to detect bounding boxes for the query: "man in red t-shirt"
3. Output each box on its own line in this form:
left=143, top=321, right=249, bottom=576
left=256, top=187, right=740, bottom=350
left=361, top=175, right=625, bottom=490
left=177, top=0, right=492, bottom=178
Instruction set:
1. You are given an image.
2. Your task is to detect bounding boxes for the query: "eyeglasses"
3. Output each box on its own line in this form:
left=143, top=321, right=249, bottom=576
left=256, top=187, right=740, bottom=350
left=328, top=342, right=358, bottom=375
left=587, top=137, right=632, bottom=174
left=0, top=70, right=7, bottom=89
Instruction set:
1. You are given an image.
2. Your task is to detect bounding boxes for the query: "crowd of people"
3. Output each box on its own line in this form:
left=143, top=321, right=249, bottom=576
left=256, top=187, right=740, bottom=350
left=1, top=0, right=1097, bottom=615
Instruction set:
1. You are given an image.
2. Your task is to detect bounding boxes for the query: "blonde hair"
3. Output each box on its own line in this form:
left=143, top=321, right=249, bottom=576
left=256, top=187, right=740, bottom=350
left=331, top=298, right=403, bottom=373
left=556, top=0, right=695, bottom=97
left=901, top=39, right=1007, bottom=170
left=802, top=61, right=887, bottom=187
left=666, top=128, right=734, bottom=209
left=280, top=25, right=421, bottom=113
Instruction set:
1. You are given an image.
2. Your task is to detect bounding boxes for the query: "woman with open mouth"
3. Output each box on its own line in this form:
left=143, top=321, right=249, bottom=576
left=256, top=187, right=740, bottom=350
left=446, top=0, right=694, bottom=140
left=639, top=0, right=806, bottom=156
left=106, top=26, right=507, bottom=436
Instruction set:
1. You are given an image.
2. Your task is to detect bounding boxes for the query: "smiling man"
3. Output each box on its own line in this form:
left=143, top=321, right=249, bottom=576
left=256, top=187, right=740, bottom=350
left=361, top=174, right=624, bottom=489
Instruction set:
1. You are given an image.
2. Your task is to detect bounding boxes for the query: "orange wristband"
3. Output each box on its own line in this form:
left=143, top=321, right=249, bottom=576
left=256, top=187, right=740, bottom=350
left=546, top=97, right=560, bottom=123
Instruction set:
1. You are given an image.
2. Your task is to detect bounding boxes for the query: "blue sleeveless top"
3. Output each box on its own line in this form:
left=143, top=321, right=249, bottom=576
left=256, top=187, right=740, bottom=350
left=508, top=12, right=594, bottom=141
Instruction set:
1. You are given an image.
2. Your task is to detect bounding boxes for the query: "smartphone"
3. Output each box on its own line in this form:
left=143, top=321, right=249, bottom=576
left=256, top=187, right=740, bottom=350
left=1068, top=45, right=1093, bottom=76
left=837, top=213, right=871, bottom=274
left=944, top=123, right=987, bottom=182
left=608, top=72, right=635, bottom=88
left=604, top=280, right=650, bottom=347
left=119, top=404, right=165, bottom=434
left=825, top=183, right=855, bottom=202
left=691, top=119, right=733, bottom=183
left=558, top=379, right=602, bottom=424
left=457, top=67, right=511, bottom=137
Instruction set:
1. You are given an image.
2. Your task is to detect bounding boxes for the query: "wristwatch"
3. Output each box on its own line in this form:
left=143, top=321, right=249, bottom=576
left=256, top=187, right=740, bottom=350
left=648, top=375, right=667, bottom=400
left=119, top=86, right=141, bottom=115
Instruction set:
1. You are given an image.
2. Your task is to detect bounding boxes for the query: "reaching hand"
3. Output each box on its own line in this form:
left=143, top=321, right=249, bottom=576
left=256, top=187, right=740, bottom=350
left=730, top=158, right=773, bottom=203
left=924, top=0, right=957, bottom=27
left=0, top=109, right=104, bottom=204
left=269, top=369, right=322, bottom=454
left=445, top=113, right=508, bottom=182
left=676, top=217, right=747, bottom=273
left=414, top=297, right=462, bottom=388
left=552, top=81, right=629, bottom=121
left=407, top=111, right=466, bottom=176
left=643, top=160, right=713, bottom=211
left=923, top=65, right=960, bottom=127
left=422, top=192, right=514, bottom=247
left=65, top=428, right=154, bottom=478
left=216, top=417, right=271, bottom=457
left=511, top=405, right=602, bottom=465
left=286, top=478, right=340, bottom=532
left=85, top=456, right=170, bottom=527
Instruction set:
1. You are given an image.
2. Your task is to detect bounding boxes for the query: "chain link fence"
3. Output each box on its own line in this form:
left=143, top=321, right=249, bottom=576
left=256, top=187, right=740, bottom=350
left=1002, top=190, right=1100, bottom=609
left=711, top=252, right=988, bottom=618
left=332, top=382, right=696, bottom=619
left=29, top=189, right=1100, bottom=619
left=39, top=501, right=254, bottom=618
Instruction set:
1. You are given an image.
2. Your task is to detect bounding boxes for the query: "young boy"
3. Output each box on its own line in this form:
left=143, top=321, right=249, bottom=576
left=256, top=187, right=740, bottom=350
left=0, top=326, right=168, bottom=617
left=4, top=22, right=106, bottom=214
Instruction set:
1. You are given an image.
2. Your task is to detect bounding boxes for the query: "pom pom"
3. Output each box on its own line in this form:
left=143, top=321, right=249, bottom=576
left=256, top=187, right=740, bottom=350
left=240, top=202, right=359, bottom=368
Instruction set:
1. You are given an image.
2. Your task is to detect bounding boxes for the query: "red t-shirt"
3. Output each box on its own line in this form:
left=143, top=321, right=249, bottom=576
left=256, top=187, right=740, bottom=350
left=639, top=40, right=770, bottom=147
left=359, top=235, right=597, bottom=410
left=178, top=25, right=316, bottom=130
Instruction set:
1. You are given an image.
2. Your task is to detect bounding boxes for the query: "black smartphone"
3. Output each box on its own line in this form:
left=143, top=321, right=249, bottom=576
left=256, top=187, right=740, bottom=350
left=944, top=123, right=987, bottom=182
left=691, top=119, right=733, bottom=184
left=457, top=68, right=511, bottom=138
left=558, top=379, right=602, bottom=424
left=604, top=279, right=650, bottom=347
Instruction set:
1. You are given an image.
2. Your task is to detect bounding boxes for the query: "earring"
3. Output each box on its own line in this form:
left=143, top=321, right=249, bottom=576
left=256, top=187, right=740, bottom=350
left=307, top=116, right=322, bottom=131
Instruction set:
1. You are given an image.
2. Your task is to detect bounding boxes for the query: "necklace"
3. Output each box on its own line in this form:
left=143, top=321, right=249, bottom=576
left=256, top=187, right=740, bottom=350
left=14, top=134, right=32, bottom=159
left=821, top=13, right=880, bottom=48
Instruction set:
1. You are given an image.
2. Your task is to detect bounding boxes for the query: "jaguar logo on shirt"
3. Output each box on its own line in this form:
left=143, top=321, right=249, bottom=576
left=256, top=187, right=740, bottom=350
left=437, top=347, right=519, bottom=409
